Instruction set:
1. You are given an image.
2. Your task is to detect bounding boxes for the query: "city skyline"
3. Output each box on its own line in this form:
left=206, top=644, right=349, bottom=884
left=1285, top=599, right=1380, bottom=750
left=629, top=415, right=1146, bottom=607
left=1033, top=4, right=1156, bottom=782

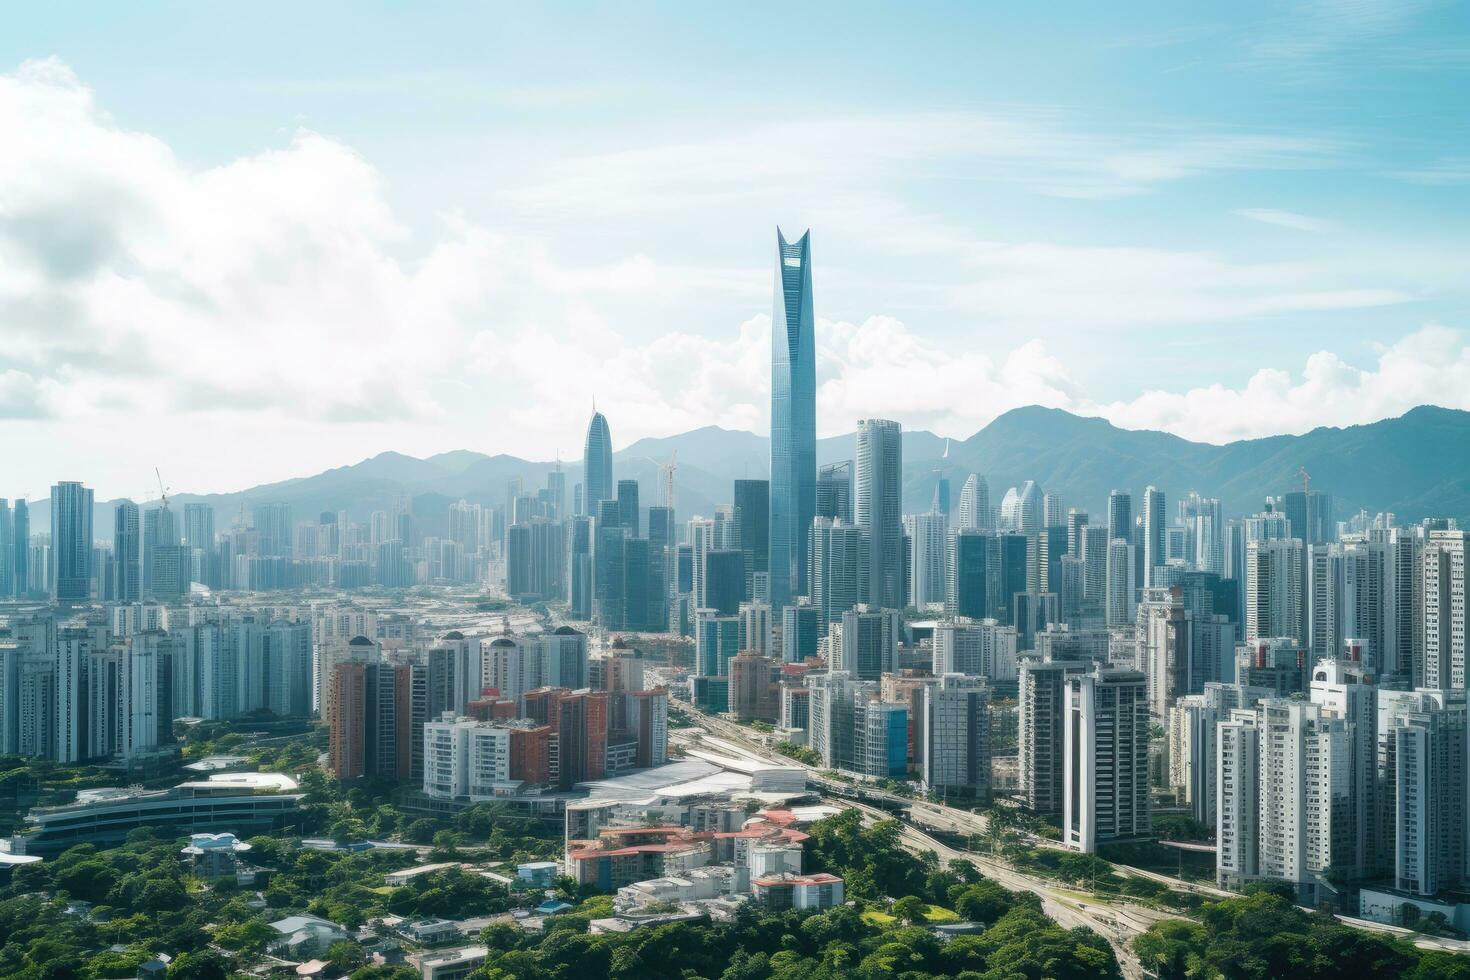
left=4, top=4, right=1470, bottom=497
left=5, top=7, right=1470, bottom=975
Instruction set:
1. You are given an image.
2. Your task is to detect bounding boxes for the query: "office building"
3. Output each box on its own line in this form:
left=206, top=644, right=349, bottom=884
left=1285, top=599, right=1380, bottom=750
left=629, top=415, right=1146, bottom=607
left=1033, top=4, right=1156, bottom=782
left=957, top=473, right=989, bottom=531
left=113, top=500, right=141, bottom=603
left=906, top=511, right=947, bottom=608
left=1284, top=489, right=1334, bottom=547
left=1142, top=486, right=1166, bottom=589
left=582, top=409, right=614, bottom=516
left=856, top=418, right=903, bottom=610
left=733, top=479, right=769, bottom=601
left=853, top=697, right=907, bottom=779
left=808, top=517, right=866, bottom=635
left=945, top=529, right=988, bottom=618
left=932, top=618, right=1016, bottom=681
left=780, top=602, right=819, bottom=664
left=816, top=461, right=853, bottom=524
left=920, top=673, right=990, bottom=800
left=769, top=228, right=816, bottom=611
left=834, top=606, right=897, bottom=681
left=695, top=610, right=741, bottom=678
left=730, top=651, right=780, bottom=723
left=50, top=481, right=93, bottom=603
left=1105, top=539, right=1135, bottom=627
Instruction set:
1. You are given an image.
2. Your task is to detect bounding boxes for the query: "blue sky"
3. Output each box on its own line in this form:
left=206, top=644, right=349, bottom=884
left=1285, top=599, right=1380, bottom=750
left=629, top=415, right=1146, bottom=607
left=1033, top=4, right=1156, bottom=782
left=2, top=2, right=1468, bottom=498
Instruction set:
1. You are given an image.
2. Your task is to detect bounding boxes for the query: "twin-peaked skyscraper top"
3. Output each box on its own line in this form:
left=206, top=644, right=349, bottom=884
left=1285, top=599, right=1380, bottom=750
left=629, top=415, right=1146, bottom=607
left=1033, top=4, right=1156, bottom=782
left=769, top=228, right=816, bottom=611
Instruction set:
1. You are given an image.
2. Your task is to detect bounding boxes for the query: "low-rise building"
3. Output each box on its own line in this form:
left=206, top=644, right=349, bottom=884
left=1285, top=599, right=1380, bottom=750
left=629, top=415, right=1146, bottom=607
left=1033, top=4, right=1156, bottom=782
left=750, top=872, right=844, bottom=910
left=267, top=914, right=353, bottom=960
left=417, top=945, right=488, bottom=980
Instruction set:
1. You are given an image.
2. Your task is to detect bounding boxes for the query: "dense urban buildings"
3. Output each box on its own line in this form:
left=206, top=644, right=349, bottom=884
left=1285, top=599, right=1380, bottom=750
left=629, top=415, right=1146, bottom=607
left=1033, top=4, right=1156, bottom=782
left=5, top=227, right=1470, bottom=948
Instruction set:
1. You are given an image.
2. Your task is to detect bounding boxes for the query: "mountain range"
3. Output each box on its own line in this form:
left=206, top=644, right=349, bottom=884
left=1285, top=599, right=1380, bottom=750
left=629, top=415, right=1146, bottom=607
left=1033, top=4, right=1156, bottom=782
left=31, top=405, right=1470, bottom=540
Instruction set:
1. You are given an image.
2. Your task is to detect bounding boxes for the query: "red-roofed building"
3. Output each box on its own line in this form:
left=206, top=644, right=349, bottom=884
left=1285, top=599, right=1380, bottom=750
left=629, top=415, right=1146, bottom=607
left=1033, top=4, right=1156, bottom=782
left=751, top=872, right=844, bottom=910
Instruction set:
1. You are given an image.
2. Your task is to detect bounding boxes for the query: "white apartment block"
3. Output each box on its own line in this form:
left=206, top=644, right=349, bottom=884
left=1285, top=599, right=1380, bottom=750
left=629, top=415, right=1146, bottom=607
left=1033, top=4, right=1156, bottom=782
left=422, top=715, right=513, bottom=801
left=1062, top=667, right=1149, bottom=853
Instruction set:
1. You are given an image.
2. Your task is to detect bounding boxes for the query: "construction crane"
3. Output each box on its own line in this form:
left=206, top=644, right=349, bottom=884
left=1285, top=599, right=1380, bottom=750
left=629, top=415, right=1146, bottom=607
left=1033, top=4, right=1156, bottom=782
left=1298, top=466, right=1311, bottom=495
left=155, top=467, right=171, bottom=509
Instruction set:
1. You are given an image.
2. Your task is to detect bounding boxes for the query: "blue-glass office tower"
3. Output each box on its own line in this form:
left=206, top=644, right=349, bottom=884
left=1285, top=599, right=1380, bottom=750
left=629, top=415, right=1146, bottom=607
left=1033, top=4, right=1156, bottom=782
left=583, top=409, right=614, bottom=516
left=857, top=418, right=904, bottom=610
left=0, top=500, right=10, bottom=595
left=704, top=549, right=745, bottom=616
left=50, top=481, right=94, bottom=603
left=12, top=499, right=28, bottom=596
left=733, top=479, right=769, bottom=600
left=617, top=479, right=640, bottom=536
left=769, top=228, right=816, bottom=612
left=114, top=500, right=141, bottom=603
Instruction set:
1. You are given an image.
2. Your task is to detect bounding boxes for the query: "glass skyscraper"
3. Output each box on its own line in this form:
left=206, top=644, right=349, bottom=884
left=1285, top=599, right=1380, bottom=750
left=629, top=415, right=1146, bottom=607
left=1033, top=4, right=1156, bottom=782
left=582, top=408, right=613, bottom=516
left=857, top=418, right=903, bottom=609
left=50, top=480, right=93, bottom=603
left=768, top=228, right=816, bottom=611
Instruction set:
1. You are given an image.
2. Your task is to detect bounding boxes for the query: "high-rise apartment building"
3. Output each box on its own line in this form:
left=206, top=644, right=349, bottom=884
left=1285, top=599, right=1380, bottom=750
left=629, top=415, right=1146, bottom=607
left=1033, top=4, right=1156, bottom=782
left=1062, top=667, right=1150, bottom=853
left=1421, top=529, right=1467, bottom=690
left=1246, top=538, right=1304, bottom=644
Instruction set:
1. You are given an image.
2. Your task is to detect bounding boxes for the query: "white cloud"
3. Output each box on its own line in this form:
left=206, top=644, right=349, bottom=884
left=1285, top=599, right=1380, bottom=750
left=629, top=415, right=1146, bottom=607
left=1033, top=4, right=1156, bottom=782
left=0, top=58, right=1456, bottom=496
left=1095, top=324, right=1470, bottom=441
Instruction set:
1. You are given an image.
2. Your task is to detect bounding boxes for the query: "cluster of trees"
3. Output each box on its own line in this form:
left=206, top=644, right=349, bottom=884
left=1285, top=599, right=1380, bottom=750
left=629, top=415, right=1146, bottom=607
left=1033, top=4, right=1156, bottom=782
left=774, top=742, right=820, bottom=767
left=0, top=822, right=539, bottom=978
left=1134, top=889, right=1470, bottom=980
left=464, top=898, right=1119, bottom=980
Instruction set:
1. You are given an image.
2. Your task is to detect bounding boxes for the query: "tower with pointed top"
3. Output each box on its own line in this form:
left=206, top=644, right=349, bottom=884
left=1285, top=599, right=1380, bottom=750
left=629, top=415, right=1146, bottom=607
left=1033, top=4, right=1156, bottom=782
left=582, top=406, right=613, bottom=517
left=769, top=228, right=816, bottom=613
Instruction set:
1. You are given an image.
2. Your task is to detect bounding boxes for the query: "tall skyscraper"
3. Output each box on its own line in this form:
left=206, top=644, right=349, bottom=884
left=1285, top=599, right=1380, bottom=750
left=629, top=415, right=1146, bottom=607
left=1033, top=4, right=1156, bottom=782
left=1284, top=489, right=1333, bottom=547
left=1142, top=485, right=1166, bottom=589
left=957, top=473, right=989, bottom=531
left=809, top=517, right=866, bottom=635
left=10, top=499, right=27, bottom=597
left=113, top=500, right=141, bottom=603
left=1421, top=529, right=1467, bottom=690
left=582, top=408, right=613, bottom=516
left=733, top=479, right=770, bottom=601
left=906, top=511, right=947, bottom=608
left=0, top=500, right=10, bottom=596
left=856, top=418, right=903, bottom=609
left=1062, top=666, right=1150, bottom=853
left=50, top=481, right=93, bottom=603
left=1246, top=538, right=1304, bottom=644
left=182, top=502, right=215, bottom=551
left=769, top=228, right=816, bottom=611
left=616, top=478, right=640, bottom=536
left=252, top=502, right=291, bottom=557
left=1108, top=490, right=1132, bottom=545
